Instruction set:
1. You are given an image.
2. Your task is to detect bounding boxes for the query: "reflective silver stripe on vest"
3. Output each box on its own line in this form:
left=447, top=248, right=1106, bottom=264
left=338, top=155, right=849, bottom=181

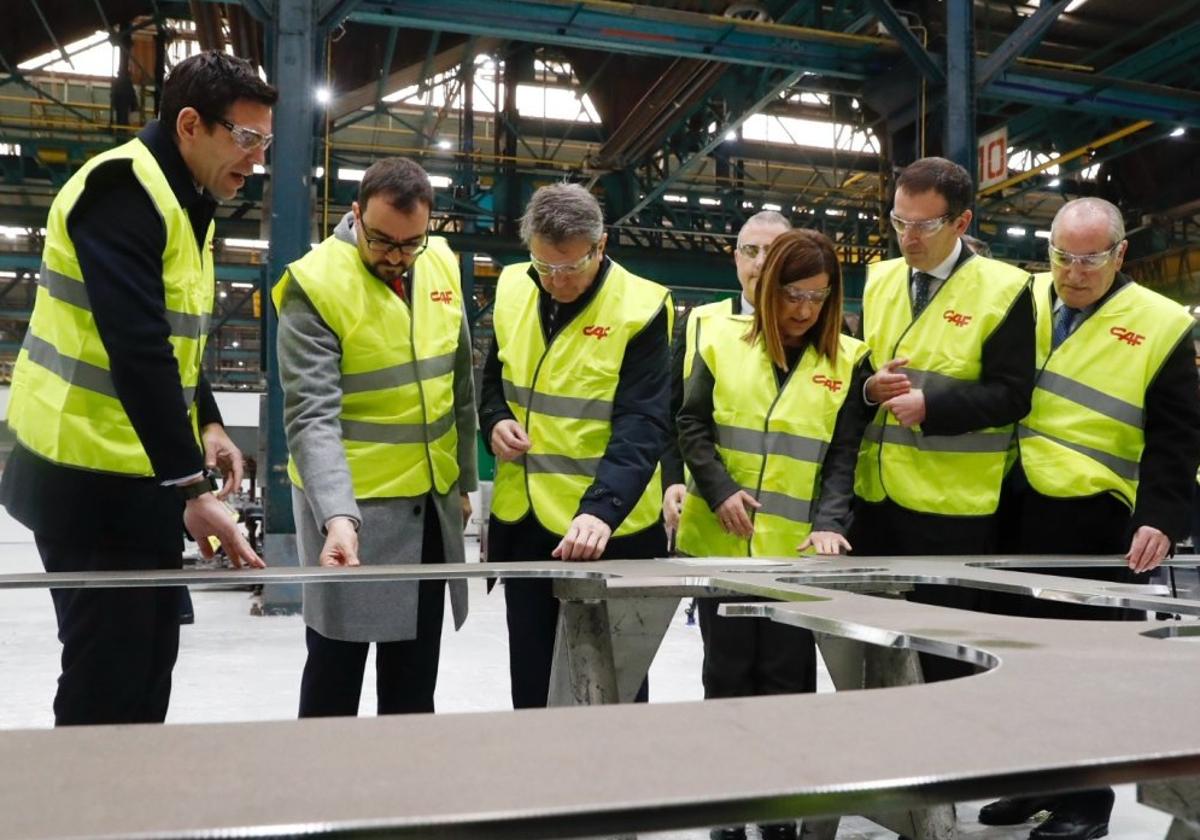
left=1018, top=425, right=1140, bottom=481
left=902, top=367, right=966, bottom=394
left=164, top=309, right=210, bottom=340
left=340, top=408, right=455, bottom=445
left=23, top=331, right=196, bottom=407
left=524, top=453, right=603, bottom=476
left=756, top=488, right=812, bottom=523
left=716, top=425, right=826, bottom=464
left=40, top=264, right=209, bottom=339
left=342, top=352, right=456, bottom=395
left=864, top=422, right=1011, bottom=453
left=23, top=331, right=118, bottom=398
left=502, top=379, right=613, bottom=422
left=1036, top=370, right=1144, bottom=429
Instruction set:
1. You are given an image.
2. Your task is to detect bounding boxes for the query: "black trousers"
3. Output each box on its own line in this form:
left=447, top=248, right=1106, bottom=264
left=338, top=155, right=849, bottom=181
left=849, top=498, right=998, bottom=683
left=697, top=596, right=816, bottom=698
left=299, top=504, right=447, bottom=717
left=988, top=486, right=1139, bottom=823
left=36, top=535, right=183, bottom=727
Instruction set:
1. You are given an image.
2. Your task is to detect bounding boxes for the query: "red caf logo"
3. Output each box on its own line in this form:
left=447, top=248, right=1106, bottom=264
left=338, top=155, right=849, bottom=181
left=1110, top=326, right=1145, bottom=347
left=429, top=290, right=454, bottom=304
left=942, top=309, right=972, bottom=328
left=583, top=325, right=611, bottom=340
left=812, top=374, right=843, bottom=393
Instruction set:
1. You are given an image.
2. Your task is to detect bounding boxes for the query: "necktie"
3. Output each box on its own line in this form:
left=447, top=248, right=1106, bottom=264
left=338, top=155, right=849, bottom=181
left=1052, top=305, right=1078, bottom=349
left=390, top=276, right=407, bottom=301
left=912, top=271, right=933, bottom=317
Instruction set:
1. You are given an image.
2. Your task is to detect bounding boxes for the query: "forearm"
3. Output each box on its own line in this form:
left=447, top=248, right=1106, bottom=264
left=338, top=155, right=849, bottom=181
left=277, top=282, right=360, bottom=527
left=677, top=356, right=740, bottom=509
left=811, top=360, right=874, bottom=534
left=453, top=311, right=480, bottom=493
left=1131, top=336, right=1200, bottom=541
left=477, top=334, right=514, bottom=453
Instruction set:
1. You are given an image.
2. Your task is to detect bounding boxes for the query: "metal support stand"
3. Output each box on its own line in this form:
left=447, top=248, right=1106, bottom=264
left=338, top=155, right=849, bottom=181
left=807, top=633, right=958, bottom=840
left=547, top=582, right=679, bottom=707
left=1140, top=777, right=1200, bottom=839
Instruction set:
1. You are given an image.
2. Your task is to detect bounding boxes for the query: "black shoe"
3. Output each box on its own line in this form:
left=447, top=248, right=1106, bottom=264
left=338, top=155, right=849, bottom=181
left=758, top=821, right=797, bottom=840
left=978, top=796, right=1055, bottom=826
left=709, top=828, right=746, bottom=840
left=1029, top=814, right=1108, bottom=840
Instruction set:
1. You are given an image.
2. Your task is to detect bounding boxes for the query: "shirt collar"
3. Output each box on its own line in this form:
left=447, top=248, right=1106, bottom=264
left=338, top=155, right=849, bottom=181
left=136, top=120, right=213, bottom=211
left=1051, top=272, right=1131, bottom=316
left=739, top=293, right=755, bottom=315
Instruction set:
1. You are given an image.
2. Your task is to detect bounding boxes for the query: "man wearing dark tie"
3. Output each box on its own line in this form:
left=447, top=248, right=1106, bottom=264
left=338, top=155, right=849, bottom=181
left=848, top=157, right=1035, bottom=680
left=978, top=197, right=1200, bottom=840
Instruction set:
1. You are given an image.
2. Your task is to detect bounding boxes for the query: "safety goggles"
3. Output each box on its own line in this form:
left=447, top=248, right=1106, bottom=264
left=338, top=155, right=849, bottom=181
left=1048, top=242, right=1121, bottom=270
left=889, top=211, right=951, bottom=238
left=529, top=245, right=597, bottom=277
left=780, top=284, right=833, bottom=305
left=219, top=119, right=274, bottom=153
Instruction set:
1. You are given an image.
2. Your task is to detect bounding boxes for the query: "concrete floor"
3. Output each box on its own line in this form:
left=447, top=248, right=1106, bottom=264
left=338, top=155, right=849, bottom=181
left=0, top=509, right=1172, bottom=839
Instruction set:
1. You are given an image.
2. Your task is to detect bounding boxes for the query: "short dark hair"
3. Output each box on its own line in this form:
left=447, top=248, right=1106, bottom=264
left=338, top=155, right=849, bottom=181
left=358, top=157, right=435, bottom=214
left=896, top=156, right=974, bottom=220
left=159, top=50, right=277, bottom=135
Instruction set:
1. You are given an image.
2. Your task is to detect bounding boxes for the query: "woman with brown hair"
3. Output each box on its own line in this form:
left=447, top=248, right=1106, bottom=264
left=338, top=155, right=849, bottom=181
left=674, top=228, right=874, bottom=840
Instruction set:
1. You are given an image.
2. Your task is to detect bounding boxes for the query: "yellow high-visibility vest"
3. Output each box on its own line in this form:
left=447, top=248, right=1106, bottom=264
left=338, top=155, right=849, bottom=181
left=1019, top=272, right=1194, bottom=508
left=677, top=314, right=869, bottom=556
left=491, top=260, right=672, bottom=536
left=682, top=297, right=734, bottom=381
left=854, top=254, right=1031, bottom=515
left=8, top=137, right=212, bottom=475
left=273, top=235, right=463, bottom=498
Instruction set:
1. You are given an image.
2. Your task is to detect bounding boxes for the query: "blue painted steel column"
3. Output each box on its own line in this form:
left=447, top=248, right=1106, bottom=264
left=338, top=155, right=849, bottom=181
left=263, top=0, right=318, bottom=608
left=944, top=0, right=976, bottom=186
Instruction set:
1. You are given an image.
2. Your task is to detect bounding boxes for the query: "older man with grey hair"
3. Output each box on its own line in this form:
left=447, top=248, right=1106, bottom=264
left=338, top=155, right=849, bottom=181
left=979, top=196, right=1200, bottom=840
left=478, top=182, right=673, bottom=708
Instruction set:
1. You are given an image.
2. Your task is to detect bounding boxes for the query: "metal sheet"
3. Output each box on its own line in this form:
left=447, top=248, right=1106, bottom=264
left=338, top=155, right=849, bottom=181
left=2, top=554, right=1200, bottom=839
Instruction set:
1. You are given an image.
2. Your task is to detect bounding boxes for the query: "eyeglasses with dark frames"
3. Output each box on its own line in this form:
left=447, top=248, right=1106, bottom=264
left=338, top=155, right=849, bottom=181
left=363, top=231, right=430, bottom=260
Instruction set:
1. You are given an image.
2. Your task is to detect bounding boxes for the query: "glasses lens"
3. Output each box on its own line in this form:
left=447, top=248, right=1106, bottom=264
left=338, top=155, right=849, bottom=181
left=231, top=126, right=272, bottom=152
left=891, top=213, right=947, bottom=237
left=530, top=247, right=594, bottom=276
left=1050, top=245, right=1114, bottom=269
left=738, top=244, right=763, bottom=259
left=783, top=286, right=831, bottom=304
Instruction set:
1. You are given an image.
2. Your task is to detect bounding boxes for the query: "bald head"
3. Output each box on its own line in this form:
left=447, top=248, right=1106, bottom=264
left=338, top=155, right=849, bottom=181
left=734, top=212, right=792, bottom=297
left=1049, top=198, right=1127, bottom=309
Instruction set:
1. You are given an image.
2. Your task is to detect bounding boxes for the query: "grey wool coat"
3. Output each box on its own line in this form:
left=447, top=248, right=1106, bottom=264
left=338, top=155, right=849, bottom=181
left=277, top=212, right=478, bottom=642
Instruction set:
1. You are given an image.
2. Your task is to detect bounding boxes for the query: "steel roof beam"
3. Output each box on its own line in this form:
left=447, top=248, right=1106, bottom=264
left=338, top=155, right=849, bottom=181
left=862, top=0, right=944, bottom=84
left=977, top=0, right=1071, bottom=90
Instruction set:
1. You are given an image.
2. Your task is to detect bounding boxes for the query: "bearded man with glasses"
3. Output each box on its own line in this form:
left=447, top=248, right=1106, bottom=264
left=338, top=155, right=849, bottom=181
left=848, top=156, right=1036, bottom=683
left=273, top=157, right=478, bottom=718
left=2, top=50, right=274, bottom=726
left=976, top=197, right=1200, bottom=840
left=478, top=183, right=673, bottom=709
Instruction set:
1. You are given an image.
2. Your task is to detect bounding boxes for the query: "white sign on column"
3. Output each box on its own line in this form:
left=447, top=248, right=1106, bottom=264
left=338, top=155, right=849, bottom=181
left=978, top=125, right=1008, bottom=189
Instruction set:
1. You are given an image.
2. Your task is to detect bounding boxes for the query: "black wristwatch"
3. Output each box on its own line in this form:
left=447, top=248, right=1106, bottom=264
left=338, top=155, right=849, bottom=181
left=175, top=471, right=217, bottom=501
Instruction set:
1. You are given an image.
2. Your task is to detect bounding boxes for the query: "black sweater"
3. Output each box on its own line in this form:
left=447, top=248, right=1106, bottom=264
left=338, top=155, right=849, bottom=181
left=1, top=121, right=223, bottom=551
